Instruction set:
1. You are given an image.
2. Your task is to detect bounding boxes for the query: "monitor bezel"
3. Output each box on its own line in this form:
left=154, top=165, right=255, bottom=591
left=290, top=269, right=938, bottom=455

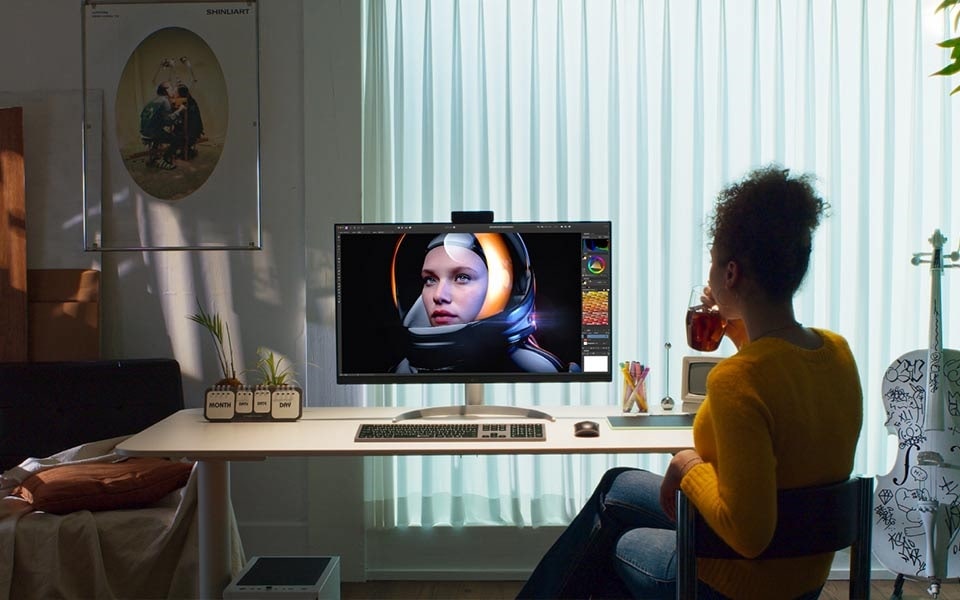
left=334, top=220, right=613, bottom=385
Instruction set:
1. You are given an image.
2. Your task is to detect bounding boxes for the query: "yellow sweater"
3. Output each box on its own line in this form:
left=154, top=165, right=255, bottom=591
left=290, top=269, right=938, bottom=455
left=679, top=328, right=863, bottom=599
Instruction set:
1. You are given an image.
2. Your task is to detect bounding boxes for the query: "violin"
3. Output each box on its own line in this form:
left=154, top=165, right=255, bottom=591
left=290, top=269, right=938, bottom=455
left=873, top=230, right=960, bottom=598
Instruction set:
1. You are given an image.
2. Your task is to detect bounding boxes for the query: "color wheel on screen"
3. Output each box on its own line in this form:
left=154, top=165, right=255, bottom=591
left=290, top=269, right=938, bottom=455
left=586, top=255, right=606, bottom=274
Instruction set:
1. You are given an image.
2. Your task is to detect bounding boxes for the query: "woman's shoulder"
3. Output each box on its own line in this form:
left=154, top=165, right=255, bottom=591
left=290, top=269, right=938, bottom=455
left=715, top=327, right=852, bottom=373
left=808, top=328, right=855, bottom=355
left=809, top=327, right=845, bottom=342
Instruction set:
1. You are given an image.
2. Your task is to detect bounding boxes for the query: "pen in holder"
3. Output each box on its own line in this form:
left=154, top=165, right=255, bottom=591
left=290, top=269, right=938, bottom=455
left=620, top=361, right=650, bottom=413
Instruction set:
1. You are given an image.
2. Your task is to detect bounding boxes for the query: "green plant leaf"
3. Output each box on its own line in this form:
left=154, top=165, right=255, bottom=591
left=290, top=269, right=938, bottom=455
left=188, top=300, right=237, bottom=381
left=938, top=36, right=960, bottom=49
left=936, top=0, right=960, bottom=14
left=932, top=60, right=960, bottom=77
left=952, top=83, right=960, bottom=95
left=255, top=347, right=296, bottom=386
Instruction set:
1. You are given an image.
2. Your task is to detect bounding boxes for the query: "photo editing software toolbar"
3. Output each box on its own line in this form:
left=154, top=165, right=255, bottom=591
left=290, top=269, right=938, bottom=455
left=580, top=234, right=611, bottom=372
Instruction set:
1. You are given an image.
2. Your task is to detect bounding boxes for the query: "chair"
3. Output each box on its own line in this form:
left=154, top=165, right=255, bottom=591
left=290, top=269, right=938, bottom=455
left=675, top=476, right=873, bottom=600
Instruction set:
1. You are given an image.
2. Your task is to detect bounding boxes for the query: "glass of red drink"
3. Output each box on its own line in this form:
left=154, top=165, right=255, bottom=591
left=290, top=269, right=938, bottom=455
left=686, top=285, right=726, bottom=352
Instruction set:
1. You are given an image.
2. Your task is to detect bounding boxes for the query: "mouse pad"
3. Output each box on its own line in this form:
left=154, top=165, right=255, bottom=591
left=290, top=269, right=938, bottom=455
left=606, top=414, right=694, bottom=429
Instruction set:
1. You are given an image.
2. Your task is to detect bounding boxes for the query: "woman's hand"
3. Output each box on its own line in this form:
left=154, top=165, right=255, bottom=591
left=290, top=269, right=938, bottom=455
left=702, top=285, right=748, bottom=350
left=659, top=449, right=704, bottom=521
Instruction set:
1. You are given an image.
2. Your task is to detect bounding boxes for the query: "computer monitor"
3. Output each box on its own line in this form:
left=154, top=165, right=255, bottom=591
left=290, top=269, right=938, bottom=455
left=334, top=220, right=612, bottom=417
left=680, top=355, right=724, bottom=403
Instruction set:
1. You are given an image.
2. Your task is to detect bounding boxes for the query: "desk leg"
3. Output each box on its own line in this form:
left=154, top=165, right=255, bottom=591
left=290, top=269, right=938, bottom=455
left=198, top=459, right=231, bottom=599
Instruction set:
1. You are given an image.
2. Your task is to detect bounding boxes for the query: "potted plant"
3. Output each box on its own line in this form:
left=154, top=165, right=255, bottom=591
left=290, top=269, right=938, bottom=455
left=187, top=301, right=241, bottom=386
left=253, top=347, right=296, bottom=387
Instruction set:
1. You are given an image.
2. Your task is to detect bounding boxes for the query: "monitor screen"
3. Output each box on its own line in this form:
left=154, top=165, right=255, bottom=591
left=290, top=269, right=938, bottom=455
left=335, top=221, right=612, bottom=384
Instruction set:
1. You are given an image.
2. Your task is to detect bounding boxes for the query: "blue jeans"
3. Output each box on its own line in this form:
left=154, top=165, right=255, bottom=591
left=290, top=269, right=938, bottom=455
left=517, top=467, right=730, bottom=600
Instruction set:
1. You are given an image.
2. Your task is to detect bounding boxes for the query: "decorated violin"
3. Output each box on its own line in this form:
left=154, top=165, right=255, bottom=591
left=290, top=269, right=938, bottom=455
left=873, top=230, right=960, bottom=598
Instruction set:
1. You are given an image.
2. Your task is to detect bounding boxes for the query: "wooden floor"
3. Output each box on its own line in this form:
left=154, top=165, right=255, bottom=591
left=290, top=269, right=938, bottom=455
left=341, top=578, right=960, bottom=599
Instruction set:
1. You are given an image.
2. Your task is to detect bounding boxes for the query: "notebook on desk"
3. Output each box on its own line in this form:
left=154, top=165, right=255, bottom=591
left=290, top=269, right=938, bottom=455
left=607, top=414, right=694, bottom=429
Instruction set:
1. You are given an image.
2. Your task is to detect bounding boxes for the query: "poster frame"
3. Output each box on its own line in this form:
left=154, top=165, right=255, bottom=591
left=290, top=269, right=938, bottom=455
left=81, top=0, right=261, bottom=251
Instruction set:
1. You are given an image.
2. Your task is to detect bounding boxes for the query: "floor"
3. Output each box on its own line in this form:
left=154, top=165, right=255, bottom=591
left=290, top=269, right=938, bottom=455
left=340, top=578, right=960, bottom=599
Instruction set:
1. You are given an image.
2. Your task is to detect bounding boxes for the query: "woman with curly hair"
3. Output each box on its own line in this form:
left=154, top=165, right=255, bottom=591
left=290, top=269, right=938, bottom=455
left=517, top=165, right=863, bottom=600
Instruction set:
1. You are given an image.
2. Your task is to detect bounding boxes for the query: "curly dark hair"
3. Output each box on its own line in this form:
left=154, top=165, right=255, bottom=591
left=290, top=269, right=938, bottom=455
left=707, top=165, right=829, bottom=302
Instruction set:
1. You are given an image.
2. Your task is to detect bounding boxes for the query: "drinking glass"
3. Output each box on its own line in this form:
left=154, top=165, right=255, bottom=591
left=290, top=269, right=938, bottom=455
left=685, top=285, right=726, bottom=352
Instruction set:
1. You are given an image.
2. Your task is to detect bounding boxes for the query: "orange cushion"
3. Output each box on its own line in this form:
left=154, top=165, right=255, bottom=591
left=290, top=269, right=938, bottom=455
left=13, top=458, right=194, bottom=514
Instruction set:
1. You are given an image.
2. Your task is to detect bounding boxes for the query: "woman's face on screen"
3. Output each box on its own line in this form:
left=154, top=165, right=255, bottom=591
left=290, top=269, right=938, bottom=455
left=420, top=245, right=489, bottom=326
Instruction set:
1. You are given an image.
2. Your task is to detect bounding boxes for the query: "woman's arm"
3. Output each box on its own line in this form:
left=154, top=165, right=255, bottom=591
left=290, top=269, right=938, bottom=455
left=660, top=449, right=704, bottom=521
left=678, top=360, right=778, bottom=557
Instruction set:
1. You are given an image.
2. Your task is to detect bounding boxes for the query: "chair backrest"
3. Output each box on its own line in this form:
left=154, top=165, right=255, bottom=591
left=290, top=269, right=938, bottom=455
left=675, top=476, right=873, bottom=600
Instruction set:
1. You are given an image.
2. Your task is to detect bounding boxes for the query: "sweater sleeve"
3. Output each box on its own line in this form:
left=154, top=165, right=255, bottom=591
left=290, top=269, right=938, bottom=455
left=680, top=357, right=778, bottom=558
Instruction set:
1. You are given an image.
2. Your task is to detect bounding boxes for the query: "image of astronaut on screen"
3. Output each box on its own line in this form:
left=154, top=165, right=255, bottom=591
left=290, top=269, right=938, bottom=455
left=391, top=231, right=579, bottom=374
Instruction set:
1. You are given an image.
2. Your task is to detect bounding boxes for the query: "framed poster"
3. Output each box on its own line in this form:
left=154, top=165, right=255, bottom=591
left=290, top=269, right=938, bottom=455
left=82, top=1, right=261, bottom=251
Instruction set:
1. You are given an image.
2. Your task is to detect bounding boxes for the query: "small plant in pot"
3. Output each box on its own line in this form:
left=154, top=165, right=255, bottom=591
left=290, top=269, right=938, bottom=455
left=253, top=347, right=296, bottom=387
left=188, top=301, right=242, bottom=387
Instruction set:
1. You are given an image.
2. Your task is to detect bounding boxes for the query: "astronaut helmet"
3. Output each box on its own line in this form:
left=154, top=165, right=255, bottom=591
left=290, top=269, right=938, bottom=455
left=391, top=231, right=537, bottom=371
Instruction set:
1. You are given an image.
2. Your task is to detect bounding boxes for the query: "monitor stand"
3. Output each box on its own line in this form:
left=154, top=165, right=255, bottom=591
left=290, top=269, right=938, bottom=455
left=391, top=210, right=555, bottom=424
left=391, top=383, right=556, bottom=422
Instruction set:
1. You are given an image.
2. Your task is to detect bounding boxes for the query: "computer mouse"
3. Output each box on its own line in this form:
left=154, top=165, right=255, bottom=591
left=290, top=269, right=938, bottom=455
left=574, top=420, right=600, bottom=437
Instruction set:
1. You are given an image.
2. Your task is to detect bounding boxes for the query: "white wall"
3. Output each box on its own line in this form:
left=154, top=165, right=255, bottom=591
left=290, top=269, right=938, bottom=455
left=1, top=0, right=368, bottom=581
left=1, top=0, right=568, bottom=582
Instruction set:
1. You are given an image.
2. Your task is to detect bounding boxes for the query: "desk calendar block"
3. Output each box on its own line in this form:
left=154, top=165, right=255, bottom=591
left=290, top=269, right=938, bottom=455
left=204, top=385, right=303, bottom=422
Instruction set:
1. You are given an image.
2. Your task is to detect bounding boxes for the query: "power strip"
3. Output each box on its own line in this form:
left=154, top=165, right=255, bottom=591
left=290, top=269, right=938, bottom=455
left=204, top=385, right=303, bottom=421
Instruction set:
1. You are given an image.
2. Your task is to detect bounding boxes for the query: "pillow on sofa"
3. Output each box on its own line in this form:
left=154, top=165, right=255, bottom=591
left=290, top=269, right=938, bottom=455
left=13, top=457, right=194, bottom=514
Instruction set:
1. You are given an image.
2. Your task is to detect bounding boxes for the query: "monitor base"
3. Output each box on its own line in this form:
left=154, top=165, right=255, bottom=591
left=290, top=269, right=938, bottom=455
left=392, top=404, right=555, bottom=422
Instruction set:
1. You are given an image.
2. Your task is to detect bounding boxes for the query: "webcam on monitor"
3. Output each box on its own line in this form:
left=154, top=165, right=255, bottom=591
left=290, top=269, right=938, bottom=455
left=451, top=210, right=494, bottom=224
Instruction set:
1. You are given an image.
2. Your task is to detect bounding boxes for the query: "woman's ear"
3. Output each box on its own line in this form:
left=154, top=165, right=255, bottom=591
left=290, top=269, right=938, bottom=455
left=724, top=258, right=741, bottom=289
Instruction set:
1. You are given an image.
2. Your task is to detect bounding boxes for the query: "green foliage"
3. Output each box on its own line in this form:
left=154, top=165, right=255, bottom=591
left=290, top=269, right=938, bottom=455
left=254, top=347, right=296, bottom=387
left=935, top=0, right=960, bottom=94
left=187, top=301, right=238, bottom=382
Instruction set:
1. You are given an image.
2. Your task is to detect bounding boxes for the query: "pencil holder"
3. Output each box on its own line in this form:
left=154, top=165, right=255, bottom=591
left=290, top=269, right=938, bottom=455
left=621, top=371, right=648, bottom=413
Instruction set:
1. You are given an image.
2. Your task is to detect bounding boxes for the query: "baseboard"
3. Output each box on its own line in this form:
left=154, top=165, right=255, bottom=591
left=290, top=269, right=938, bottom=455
left=242, top=522, right=903, bottom=583
left=368, top=552, right=901, bottom=583
left=363, top=568, right=530, bottom=581
left=828, top=549, right=897, bottom=580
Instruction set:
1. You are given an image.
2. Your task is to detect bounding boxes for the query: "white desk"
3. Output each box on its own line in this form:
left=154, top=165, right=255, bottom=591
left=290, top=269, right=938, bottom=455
left=116, top=405, right=694, bottom=599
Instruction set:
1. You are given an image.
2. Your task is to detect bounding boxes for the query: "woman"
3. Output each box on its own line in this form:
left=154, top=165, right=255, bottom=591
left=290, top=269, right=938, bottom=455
left=419, top=233, right=491, bottom=326
left=393, top=232, right=568, bottom=373
left=517, top=165, right=863, bottom=599
left=173, top=83, right=204, bottom=159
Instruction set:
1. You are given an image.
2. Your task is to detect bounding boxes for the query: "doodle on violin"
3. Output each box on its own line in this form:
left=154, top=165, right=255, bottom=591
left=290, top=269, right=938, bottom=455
left=873, top=230, right=960, bottom=594
left=947, top=358, right=960, bottom=417
left=875, top=354, right=960, bottom=577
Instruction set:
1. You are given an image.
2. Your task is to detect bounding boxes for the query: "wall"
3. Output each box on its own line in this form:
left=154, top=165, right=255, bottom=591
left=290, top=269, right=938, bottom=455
left=1, top=0, right=569, bottom=582
left=1, top=0, right=367, bottom=580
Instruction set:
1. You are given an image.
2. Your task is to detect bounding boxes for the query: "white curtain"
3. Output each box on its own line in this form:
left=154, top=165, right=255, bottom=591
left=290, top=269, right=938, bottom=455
left=361, top=0, right=960, bottom=528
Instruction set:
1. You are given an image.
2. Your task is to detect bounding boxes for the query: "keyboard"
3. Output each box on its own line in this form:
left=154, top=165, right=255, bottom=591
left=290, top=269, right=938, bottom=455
left=355, top=422, right=546, bottom=442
